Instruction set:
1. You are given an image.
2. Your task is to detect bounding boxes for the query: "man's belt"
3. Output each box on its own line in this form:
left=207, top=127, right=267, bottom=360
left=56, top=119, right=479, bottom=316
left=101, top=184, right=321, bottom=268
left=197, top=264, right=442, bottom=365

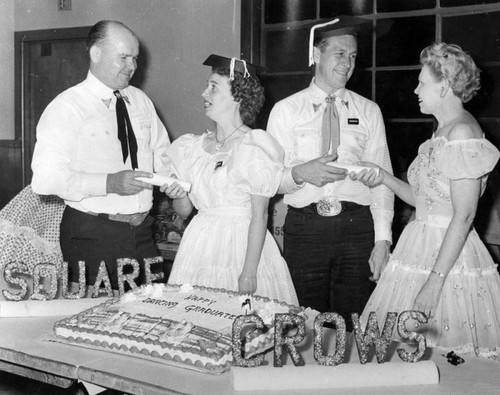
left=290, top=199, right=363, bottom=217
left=87, top=211, right=149, bottom=226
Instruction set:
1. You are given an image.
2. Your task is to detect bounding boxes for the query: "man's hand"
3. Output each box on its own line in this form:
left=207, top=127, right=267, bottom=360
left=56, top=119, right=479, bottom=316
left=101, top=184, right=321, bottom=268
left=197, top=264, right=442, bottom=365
left=368, top=240, right=391, bottom=282
left=292, top=154, right=347, bottom=187
left=106, top=170, right=153, bottom=196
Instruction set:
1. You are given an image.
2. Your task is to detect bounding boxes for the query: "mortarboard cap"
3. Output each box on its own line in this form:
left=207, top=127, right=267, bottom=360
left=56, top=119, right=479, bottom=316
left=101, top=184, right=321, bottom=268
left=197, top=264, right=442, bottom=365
left=203, top=54, right=259, bottom=80
left=308, top=16, right=371, bottom=66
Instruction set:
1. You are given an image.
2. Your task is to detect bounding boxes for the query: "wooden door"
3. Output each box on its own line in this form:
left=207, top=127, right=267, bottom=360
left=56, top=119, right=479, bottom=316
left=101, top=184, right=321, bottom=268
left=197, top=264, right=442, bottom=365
left=15, top=27, right=91, bottom=185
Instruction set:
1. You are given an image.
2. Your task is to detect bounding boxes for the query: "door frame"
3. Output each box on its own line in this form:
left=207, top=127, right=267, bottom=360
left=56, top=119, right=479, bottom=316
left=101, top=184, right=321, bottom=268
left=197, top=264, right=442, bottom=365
left=14, top=26, right=91, bottom=187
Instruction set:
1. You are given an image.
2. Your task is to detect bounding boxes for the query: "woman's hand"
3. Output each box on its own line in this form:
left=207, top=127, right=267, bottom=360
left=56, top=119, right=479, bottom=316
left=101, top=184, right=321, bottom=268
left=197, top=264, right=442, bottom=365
left=349, top=162, right=385, bottom=187
left=238, top=272, right=257, bottom=295
left=161, top=181, right=187, bottom=199
left=412, top=275, right=445, bottom=319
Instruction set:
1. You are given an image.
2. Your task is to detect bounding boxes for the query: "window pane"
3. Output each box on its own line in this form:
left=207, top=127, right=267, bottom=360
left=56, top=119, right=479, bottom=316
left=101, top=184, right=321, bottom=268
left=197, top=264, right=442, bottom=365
left=442, top=12, right=500, bottom=64
left=346, top=69, right=372, bottom=100
left=265, top=0, right=316, bottom=24
left=377, top=0, right=436, bottom=12
left=265, top=26, right=372, bottom=72
left=376, top=70, right=422, bottom=118
left=385, top=121, right=434, bottom=175
left=257, top=74, right=313, bottom=127
left=441, top=0, right=499, bottom=6
left=355, top=29, right=373, bottom=69
left=265, top=28, right=310, bottom=72
left=466, top=67, right=500, bottom=119
left=320, top=0, right=374, bottom=17
left=479, top=120, right=500, bottom=147
left=377, top=16, right=435, bottom=66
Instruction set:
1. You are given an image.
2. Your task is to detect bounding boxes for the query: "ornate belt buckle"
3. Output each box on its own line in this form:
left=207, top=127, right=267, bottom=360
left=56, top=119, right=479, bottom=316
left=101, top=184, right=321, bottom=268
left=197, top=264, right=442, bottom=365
left=317, top=197, right=342, bottom=216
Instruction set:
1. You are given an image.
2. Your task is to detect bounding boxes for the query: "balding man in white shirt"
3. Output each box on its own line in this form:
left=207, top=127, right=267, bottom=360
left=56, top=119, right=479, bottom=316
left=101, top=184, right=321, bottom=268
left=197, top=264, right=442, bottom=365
left=31, top=20, right=170, bottom=291
left=267, top=16, right=394, bottom=330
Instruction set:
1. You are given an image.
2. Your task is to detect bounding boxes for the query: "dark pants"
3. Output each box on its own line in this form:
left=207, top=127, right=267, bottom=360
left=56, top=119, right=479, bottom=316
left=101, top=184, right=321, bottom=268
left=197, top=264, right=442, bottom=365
left=60, top=206, right=161, bottom=289
left=283, top=202, right=375, bottom=331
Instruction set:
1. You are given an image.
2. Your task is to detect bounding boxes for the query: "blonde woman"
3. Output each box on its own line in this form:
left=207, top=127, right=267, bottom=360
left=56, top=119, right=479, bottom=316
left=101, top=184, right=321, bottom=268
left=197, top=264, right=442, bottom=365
left=356, top=43, right=500, bottom=359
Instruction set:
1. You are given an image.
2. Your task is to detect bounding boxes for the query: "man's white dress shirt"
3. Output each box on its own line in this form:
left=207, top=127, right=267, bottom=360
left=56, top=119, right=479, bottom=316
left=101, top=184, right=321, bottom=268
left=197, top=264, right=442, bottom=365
left=267, top=79, right=394, bottom=242
left=31, top=71, right=171, bottom=215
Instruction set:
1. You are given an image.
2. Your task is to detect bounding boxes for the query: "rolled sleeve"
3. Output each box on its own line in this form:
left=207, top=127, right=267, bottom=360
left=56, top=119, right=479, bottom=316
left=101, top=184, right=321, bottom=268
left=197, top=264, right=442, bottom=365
left=365, top=105, right=394, bottom=243
left=267, top=102, right=305, bottom=195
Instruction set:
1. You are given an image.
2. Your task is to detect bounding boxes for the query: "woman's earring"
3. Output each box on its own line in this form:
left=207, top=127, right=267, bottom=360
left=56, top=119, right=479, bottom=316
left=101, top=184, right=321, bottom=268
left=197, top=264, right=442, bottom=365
left=440, top=87, right=446, bottom=99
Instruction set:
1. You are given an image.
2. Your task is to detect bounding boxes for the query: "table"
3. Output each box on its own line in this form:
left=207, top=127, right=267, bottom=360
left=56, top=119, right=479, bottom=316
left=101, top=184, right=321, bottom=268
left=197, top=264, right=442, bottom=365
left=0, top=315, right=499, bottom=394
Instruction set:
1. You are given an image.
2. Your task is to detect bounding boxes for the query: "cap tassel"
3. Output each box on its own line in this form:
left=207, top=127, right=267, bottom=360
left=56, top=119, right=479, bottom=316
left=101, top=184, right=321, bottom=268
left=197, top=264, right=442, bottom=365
left=308, top=18, right=339, bottom=66
left=229, top=57, right=250, bottom=81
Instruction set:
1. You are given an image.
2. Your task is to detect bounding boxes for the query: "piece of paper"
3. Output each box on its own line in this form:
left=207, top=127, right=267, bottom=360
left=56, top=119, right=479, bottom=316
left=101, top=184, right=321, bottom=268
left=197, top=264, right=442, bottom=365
left=136, top=174, right=191, bottom=192
left=328, top=163, right=380, bottom=175
left=231, top=360, right=439, bottom=391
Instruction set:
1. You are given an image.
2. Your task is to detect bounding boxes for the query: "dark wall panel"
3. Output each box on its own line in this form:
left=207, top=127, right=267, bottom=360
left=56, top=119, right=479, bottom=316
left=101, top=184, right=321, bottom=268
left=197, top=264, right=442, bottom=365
left=0, top=145, right=22, bottom=209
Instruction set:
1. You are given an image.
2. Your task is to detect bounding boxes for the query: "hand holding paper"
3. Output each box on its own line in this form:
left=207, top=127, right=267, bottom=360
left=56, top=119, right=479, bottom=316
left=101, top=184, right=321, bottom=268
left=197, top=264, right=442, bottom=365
left=328, top=162, right=380, bottom=176
left=135, top=174, right=191, bottom=192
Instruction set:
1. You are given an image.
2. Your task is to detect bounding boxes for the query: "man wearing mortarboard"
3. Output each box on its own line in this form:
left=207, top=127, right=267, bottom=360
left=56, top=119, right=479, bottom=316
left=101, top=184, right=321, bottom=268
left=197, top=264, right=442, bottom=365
left=267, top=16, right=394, bottom=331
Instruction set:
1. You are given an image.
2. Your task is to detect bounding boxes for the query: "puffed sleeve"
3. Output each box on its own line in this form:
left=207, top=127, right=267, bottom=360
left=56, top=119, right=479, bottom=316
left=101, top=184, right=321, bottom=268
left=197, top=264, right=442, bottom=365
left=227, top=129, right=284, bottom=197
left=435, top=138, right=500, bottom=180
left=161, top=133, right=199, bottom=180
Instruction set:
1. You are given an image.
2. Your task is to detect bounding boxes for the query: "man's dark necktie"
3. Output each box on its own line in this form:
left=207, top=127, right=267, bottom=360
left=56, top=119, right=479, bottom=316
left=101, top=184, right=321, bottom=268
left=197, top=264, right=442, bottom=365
left=114, top=90, right=138, bottom=169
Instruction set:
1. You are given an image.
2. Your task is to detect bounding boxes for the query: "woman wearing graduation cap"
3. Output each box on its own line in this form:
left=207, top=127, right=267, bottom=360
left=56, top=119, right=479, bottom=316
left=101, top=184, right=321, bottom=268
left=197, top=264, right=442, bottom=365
left=160, top=55, right=298, bottom=305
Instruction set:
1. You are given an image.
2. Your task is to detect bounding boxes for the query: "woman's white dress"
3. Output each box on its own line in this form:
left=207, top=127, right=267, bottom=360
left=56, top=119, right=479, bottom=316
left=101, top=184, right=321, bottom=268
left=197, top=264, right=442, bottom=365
left=165, top=129, right=298, bottom=305
left=361, top=136, right=500, bottom=359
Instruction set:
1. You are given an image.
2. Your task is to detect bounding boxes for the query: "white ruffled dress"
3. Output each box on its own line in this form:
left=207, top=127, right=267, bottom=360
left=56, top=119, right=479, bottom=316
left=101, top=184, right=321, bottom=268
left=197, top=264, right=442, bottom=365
left=361, top=136, right=500, bottom=360
left=165, top=129, right=298, bottom=306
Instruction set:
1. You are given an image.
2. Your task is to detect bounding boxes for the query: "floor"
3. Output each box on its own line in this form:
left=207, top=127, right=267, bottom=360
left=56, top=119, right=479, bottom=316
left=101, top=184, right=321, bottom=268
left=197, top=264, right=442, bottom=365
left=0, top=371, right=122, bottom=395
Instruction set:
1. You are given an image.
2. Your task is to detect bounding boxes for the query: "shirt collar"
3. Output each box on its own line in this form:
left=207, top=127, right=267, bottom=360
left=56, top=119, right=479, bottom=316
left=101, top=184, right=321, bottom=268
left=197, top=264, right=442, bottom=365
left=85, top=71, right=117, bottom=99
left=309, top=78, right=349, bottom=108
left=85, top=71, right=132, bottom=108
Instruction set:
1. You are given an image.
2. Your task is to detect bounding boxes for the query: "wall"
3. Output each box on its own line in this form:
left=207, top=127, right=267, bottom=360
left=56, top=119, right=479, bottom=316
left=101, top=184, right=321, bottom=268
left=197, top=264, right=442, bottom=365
left=0, top=1, right=15, bottom=140
left=1, top=0, right=241, bottom=141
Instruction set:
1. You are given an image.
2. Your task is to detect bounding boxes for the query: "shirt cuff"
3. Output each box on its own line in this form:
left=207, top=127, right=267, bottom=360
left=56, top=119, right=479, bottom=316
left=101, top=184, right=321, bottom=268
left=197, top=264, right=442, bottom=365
left=81, top=173, right=108, bottom=197
left=279, top=166, right=304, bottom=195
left=374, top=219, right=393, bottom=245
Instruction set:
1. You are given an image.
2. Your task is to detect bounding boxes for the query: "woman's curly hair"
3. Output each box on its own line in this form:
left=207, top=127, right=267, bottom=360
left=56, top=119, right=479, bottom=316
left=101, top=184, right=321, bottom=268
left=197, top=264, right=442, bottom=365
left=420, top=42, right=480, bottom=103
left=212, top=67, right=265, bottom=126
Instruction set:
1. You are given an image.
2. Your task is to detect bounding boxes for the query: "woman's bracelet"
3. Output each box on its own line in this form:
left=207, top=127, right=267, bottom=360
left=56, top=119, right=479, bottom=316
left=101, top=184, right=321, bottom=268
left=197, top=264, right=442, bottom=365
left=430, top=269, right=446, bottom=278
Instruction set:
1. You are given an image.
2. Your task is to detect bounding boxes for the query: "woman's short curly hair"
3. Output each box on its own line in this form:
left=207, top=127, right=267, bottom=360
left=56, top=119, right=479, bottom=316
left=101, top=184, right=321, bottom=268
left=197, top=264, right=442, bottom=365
left=212, top=67, right=265, bottom=126
left=420, top=42, right=480, bottom=103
